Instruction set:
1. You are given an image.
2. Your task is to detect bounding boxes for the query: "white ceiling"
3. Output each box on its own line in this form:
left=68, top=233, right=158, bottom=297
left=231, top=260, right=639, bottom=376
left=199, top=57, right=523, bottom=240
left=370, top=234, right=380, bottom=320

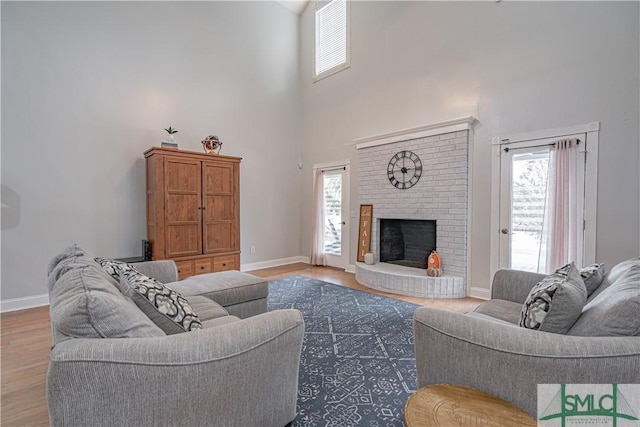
left=276, top=0, right=310, bottom=15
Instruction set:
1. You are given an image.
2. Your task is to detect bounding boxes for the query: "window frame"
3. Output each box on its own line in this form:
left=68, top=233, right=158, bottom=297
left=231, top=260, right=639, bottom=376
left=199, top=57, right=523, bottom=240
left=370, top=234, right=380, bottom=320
left=313, top=0, right=351, bottom=82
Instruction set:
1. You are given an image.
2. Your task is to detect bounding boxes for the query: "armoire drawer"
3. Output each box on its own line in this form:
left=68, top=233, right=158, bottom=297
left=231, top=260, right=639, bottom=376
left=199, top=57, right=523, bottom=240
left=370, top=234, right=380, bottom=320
left=175, top=260, right=194, bottom=280
left=194, top=258, right=213, bottom=274
left=214, top=255, right=236, bottom=272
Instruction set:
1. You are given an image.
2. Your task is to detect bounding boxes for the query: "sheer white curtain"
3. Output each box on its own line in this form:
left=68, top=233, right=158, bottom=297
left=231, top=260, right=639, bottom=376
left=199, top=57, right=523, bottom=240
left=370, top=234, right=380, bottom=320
left=310, top=168, right=327, bottom=266
left=541, top=138, right=579, bottom=272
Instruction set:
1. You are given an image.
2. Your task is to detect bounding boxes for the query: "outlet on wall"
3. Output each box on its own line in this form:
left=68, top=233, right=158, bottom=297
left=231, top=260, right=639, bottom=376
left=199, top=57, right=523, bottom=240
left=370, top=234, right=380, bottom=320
left=250, top=245, right=256, bottom=254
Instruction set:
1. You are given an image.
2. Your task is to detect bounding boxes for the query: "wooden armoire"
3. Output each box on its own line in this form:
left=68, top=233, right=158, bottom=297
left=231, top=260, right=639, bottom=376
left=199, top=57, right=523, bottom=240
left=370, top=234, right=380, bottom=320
left=144, top=147, right=241, bottom=279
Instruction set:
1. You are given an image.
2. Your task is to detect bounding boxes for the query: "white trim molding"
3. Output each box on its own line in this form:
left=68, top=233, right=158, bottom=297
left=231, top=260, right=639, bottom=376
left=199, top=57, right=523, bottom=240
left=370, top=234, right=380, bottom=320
left=469, top=286, right=491, bottom=300
left=313, top=158, right=350, bottom=171
left=241, top=256, right=310, bottom=273
left=1, top=293, right=50, bottom=313
left=353, top=116, right=477, bottom=150
left=492, top=122, right=600, bottom=146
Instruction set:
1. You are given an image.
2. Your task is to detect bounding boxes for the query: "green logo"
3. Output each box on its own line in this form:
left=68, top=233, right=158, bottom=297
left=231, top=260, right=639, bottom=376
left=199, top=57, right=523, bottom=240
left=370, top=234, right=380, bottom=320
left=539, top=384, right=639, bottom=426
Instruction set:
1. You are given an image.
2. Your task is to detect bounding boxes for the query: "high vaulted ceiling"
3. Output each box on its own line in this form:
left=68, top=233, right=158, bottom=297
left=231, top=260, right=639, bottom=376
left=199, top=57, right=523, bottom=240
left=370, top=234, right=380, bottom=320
left=276, top=0, right=310, bottom=15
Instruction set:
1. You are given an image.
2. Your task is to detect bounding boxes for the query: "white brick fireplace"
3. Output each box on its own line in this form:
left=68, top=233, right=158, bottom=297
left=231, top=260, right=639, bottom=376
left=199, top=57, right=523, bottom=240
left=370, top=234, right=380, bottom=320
left=355, top=117, right=475, bottom=298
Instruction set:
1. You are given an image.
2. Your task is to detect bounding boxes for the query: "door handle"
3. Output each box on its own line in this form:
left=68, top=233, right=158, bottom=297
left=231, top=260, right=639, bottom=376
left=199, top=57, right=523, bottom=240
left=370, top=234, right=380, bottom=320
left=501, top=228, right=509, bottom=234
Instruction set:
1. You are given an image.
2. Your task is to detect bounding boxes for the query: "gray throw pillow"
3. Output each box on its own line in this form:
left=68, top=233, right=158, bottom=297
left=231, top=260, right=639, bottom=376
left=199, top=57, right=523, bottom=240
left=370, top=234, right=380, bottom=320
left=519, top=262, right=587, bottom=334
left=579, top=263, right=606, bottom=296
left=118, top=269, right=202, bottom=334
left=47, top=244, right=89, bottom=290
left=568, top=259, right=640, bottom=337
left=49, top=261, right=165, bottom=339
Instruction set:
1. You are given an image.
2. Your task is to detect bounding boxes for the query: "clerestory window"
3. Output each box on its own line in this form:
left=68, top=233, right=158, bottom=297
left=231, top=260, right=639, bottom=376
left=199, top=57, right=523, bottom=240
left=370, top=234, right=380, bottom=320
left=314, top=0, right=350, bottom=81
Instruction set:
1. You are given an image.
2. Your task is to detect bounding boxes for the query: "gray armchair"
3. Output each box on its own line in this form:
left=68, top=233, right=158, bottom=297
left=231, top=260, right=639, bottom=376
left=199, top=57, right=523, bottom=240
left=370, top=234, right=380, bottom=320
left=413, top=268, right=640, bottom=416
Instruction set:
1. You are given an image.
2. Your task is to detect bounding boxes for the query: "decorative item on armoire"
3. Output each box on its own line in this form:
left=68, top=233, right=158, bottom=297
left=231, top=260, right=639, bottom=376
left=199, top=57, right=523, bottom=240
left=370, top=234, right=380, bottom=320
left=426, top=250, right=442, bottom=277
left=161, top=126, right=179, bottom=149
left=202, top=135, right=223, bottom=154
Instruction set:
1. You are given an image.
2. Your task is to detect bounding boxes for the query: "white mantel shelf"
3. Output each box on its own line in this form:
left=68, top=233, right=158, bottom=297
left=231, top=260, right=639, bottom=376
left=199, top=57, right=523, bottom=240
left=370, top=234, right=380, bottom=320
left=355, top=262, right=466, bottom=298
left=353, top=116, right=477, bottom=150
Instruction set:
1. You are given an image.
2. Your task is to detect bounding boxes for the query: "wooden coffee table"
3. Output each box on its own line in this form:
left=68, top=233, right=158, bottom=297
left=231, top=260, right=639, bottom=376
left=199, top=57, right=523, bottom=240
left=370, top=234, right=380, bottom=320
left=404, top=384, right=538, bottom=426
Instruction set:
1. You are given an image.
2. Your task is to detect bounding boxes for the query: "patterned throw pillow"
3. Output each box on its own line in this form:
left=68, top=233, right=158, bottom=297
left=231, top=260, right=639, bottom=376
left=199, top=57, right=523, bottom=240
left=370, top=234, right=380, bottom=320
left=519, top=263, right=587, bottom=334
left=118, top=269, right=202, bottom=334
left=579, top=263, right=606, bottom=296
left=94, top=257, right=137, bottom=280
left=95, top=257, right=202, bottom=334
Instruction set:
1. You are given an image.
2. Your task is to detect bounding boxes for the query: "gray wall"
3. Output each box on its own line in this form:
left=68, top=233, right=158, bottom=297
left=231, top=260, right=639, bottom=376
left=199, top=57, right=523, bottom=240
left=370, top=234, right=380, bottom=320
left=299, top=1, right=640, bottom=293
left=1, top=1, right=301, bottom=301
left=2, top=1, right=639, bottom=305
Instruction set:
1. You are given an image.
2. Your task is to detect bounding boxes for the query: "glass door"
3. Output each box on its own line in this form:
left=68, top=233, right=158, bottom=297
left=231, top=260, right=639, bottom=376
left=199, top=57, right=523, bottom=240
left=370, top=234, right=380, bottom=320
left=501, top=146, right=551, bottom=272
left=323, top=168, right=349, bottom=269
left=499, top=133, right=585, bottom=273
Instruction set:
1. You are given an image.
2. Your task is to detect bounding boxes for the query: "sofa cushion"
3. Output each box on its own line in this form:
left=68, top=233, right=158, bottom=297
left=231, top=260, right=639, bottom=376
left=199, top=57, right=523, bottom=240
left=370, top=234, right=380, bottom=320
left=166, top=271, right=268, bottom=308
left=201, top=315, right=241, bottom=329
left=472, top=299, right=522, bottom=325
left=465, top=311, right=521, bottom=327
left=568, top=258, right=640, bottom=337
left=186, top=295, right=229, bottom=321
left=580, top=263, right=606, bottom=296
left=519, top=263, right=587, bottom=334
left=118, top=269, right=202, bottom=334
left=49, top=250, right=165, bottom=339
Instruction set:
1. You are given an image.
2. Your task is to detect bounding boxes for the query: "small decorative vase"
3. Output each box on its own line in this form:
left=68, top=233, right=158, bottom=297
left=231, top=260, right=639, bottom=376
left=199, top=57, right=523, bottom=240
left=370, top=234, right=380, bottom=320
left=364, top=253, right=375, bottom=265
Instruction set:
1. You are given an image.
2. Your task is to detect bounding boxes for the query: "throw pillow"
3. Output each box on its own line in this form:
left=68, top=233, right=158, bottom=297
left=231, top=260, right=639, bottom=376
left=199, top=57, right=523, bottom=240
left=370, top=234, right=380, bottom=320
left=94, top=257, right=138, bottom=280
left=579, top=263, right=606, bottom=296
left=568, top=258, right=640, bottom=336
left=49, top=259, right=165, bottom=339
left=519, top=263, right=587, bottom=334
left=47, top=244, right=89, bottom=290
left=118, top=269, right=202, bottom=334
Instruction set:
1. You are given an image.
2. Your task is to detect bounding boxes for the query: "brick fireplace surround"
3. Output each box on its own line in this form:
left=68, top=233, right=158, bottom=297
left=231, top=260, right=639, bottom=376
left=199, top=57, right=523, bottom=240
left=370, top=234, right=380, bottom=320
left=355, top=117, right=475, bottom=298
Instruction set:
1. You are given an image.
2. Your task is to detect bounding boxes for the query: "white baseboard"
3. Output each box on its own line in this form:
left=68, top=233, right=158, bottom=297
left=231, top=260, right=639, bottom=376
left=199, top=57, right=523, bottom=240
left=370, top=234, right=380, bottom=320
left=469, top=286, right=491, bottom=300
left=1, top=293, right=50, bottom=313
left=345, top=264, right=356, bottom=274
left=241, top=256, right=310, bottom=272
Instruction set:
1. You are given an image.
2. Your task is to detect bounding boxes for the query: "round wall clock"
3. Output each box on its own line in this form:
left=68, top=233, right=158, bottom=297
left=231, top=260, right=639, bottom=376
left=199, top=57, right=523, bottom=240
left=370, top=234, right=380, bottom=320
left=387, top=150, right=422, bottom=189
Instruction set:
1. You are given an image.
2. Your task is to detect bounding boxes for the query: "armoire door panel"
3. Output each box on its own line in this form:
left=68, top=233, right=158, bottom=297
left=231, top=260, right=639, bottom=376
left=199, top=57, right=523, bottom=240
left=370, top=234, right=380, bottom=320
left=164, top=158, right=202, bottom=257
left=166, top=194, right=200, bottom=222
left=205, top=223, right=233, bottom=252
left=203, top=163, right=233, bottom=194
left=167, top=224, right=201, bottom=257
left=205, top=195, right=233, bottom=221
left=165, top=160, right=201, bottom=192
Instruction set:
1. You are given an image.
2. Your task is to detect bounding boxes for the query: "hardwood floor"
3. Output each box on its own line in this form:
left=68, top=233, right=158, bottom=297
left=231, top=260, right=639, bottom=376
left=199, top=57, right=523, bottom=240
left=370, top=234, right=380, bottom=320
left=0, top=263, right=482, bottom=426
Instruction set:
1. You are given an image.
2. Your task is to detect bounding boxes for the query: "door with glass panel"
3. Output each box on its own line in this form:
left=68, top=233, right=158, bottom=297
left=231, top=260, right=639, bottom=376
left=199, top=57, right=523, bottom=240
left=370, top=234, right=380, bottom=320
left=499, top=134, right=585, bottom=273
left=323, top=167, right=349, bottom=269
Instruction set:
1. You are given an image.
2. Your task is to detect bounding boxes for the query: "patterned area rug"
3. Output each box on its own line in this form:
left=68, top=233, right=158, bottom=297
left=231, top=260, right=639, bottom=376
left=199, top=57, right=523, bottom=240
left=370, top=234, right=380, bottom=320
left=268, top=275, right=419, bottom=427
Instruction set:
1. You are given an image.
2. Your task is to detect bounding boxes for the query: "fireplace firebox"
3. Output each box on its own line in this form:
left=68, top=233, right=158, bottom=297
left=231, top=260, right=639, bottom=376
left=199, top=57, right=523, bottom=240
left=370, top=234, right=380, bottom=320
left=379, top=219, right=436, bottom=269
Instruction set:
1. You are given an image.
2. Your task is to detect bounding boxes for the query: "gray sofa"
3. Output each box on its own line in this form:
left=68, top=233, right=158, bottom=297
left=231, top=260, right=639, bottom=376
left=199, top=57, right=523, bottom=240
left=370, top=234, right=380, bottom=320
left=46, top=246, right=304, bottom=427
left=414, top=257, right=640, bottom=416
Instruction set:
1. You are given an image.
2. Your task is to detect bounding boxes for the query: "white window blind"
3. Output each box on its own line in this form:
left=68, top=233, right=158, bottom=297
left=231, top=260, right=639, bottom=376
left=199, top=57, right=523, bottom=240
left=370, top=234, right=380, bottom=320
left=315, top=0, right=350, bottom=81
